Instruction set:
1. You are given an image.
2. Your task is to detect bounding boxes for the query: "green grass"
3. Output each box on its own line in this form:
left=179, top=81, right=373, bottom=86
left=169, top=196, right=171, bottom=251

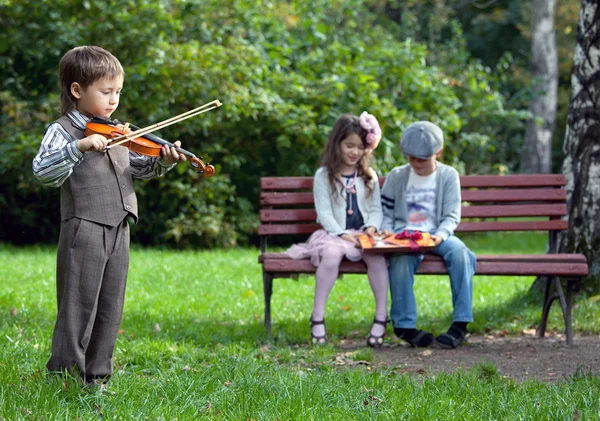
left=1, top=233, right=599, bottom=419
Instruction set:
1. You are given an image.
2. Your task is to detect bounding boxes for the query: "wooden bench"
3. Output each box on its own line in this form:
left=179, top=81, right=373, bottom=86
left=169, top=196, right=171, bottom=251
left=258, top=174, right=589, bottom=345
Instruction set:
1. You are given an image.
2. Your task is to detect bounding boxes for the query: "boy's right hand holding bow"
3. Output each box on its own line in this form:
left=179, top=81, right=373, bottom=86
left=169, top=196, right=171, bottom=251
left=78, top=123, right=130, bottom=152
left=77, top=134, right=111, bottom=152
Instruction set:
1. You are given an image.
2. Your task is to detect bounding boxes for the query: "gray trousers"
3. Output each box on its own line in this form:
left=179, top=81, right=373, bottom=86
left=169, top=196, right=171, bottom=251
left=47, top=217, right=129, bottom=383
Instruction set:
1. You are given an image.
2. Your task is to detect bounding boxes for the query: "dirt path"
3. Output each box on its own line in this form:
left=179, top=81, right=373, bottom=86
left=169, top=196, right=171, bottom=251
left=341, top=333, right=600, bottom=382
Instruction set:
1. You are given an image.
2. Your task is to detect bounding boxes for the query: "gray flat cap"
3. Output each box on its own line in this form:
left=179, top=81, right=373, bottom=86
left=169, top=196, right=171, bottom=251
left=400, top=121, right=444, bottom=159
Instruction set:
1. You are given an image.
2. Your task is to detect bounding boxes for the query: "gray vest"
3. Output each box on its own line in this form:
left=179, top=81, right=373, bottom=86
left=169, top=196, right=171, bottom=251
left=56, top=116, right=138, bottom=226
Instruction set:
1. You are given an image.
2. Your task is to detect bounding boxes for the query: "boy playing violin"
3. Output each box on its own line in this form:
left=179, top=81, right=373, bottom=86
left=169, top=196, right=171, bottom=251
left=32, top=45, right=186, bottom=386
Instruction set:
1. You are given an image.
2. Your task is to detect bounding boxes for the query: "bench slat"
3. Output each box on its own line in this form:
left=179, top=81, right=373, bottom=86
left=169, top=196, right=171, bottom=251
left=259, top=253, right=588, bottom=264
left=455, top=220, right=567, bottom=232
left=476, top=262, right=588, bottom=276
left=461, top=189, right=566, bottom=202
left=261, top=177, right=313, bottom=190
left=459, top=174, right=565, bottom=188
left=258, top=224, right=321, bottom=235
left=261, top=189, right=566, bottom=206
left=260, top=174, right=566, bottom=190
left=461, top=204, right=566, bottom=218
left=260, top=209, right=316, bottom=222
left=475, top=254, right=587, bottom=263
left=257, top=219, right=567, bottom=235
left=260, top=204, right=567, bottom=223
left=263, top=259, right=588, bottom=277
left=261, top=192, right=314, bottom=206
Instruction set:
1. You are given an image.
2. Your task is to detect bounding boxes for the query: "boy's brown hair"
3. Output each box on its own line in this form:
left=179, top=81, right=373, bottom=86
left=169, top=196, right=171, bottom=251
left=59, top=46, right=124, bottom=114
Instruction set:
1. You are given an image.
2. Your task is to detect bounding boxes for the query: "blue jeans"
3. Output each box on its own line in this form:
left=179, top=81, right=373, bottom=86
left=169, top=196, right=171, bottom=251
left=388, top=235, right=476, bottom=329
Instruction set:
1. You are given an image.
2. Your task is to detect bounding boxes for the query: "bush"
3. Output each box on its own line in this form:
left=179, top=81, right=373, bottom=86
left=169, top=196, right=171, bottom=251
left=0, top=0, right=528, bottom=247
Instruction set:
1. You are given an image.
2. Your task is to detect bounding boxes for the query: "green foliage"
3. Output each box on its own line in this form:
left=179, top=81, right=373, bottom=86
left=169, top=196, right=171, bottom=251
left=1, top=0, right=528, bottom=247
left=377, top=0, right=580, bottom=174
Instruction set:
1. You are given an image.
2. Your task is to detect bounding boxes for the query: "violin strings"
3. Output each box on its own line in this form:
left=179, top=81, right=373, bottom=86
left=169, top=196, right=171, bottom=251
left=105, top=100, right=222, bottom=149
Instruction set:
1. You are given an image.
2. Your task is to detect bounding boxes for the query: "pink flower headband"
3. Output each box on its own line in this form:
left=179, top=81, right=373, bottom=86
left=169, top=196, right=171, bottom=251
left=359, top=111, right=382, bottom=150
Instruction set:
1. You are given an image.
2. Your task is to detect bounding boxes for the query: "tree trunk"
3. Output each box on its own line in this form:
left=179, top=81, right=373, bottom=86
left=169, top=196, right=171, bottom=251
left=558, top=0, right=600, bottom=292
left=521, top=0, right=558, bottom=174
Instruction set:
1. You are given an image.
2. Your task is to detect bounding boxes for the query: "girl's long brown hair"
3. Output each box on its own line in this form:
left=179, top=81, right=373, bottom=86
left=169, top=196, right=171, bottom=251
left=321, top=113, right=374, bottom=201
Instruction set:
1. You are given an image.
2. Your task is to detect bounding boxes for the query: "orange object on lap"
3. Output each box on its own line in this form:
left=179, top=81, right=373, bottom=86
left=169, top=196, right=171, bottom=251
left=358, top=231, right=435, bottom=254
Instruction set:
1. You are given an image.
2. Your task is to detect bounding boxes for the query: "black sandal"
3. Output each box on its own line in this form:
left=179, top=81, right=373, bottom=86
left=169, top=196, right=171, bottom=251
left=310, top=318, right=327, bottom=345
left=367, top=318, right=389, bottom=348
left=436, top=325, right=468, bottom=349
left=394, top=328, right=434, bottom=347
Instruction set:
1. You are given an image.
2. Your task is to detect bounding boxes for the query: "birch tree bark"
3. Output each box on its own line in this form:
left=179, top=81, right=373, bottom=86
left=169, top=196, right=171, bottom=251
left=559, top=0, right=600, bottom=291
left=521, top=0, right=558, bottom=174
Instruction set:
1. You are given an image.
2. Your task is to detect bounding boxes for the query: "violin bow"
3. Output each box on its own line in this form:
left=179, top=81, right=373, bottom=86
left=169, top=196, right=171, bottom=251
left=105, top=99, right=222, bottom=150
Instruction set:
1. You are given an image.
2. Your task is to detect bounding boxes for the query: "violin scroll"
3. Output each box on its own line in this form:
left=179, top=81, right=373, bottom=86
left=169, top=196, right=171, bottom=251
left=190, top=157, right=215, bottom=177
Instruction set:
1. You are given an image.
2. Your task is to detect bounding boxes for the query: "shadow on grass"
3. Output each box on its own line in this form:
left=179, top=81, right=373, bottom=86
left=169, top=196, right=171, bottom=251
left=4, top=285, right=570, bottom=350
left=120, top=307, right=388, bottom=347
left=117, top=285, right=578, bottom=348
left=469, top=287, right=546, bottom=333
left=468, top=283, right=588, bottom=338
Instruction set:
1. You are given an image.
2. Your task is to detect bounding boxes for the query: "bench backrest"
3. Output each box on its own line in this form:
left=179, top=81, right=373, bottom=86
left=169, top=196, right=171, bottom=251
left=259, top=174, right=568, bottom=237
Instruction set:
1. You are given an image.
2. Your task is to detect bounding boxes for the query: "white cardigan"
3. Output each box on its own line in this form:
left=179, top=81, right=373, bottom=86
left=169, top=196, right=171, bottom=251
left=313, top=166, right=383, bottom=236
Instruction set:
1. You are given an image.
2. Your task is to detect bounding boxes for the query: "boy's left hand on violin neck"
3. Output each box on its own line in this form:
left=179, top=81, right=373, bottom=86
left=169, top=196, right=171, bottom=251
left=159, top=140, right=188, bottom=165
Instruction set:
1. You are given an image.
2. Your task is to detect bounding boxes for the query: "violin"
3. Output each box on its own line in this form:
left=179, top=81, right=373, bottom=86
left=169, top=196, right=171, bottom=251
left=85, top=118, right=215, bottom=177
left=84, top=100, right=222, bottom=177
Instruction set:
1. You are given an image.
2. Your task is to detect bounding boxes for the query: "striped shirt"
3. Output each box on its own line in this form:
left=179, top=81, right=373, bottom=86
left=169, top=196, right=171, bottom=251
left=33, top=110, right=174, bottom=187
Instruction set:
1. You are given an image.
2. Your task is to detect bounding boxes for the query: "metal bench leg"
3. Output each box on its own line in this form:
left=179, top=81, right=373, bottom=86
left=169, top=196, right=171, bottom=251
left=263, top=271, right=273, bottom=339
left=537, top=276, right=575, bottom=346
left=553, top=276, right=571, bottom=345
left=537, top=276, right=554, bottom=338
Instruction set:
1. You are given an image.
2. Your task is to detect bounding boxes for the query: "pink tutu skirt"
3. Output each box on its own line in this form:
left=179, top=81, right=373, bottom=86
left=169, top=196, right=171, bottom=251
left=286, top=229, right=363, bottom=267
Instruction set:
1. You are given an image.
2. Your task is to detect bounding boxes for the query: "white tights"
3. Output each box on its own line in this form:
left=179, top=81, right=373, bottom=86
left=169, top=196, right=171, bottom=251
left=311, top=248, right=388, bottom=338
